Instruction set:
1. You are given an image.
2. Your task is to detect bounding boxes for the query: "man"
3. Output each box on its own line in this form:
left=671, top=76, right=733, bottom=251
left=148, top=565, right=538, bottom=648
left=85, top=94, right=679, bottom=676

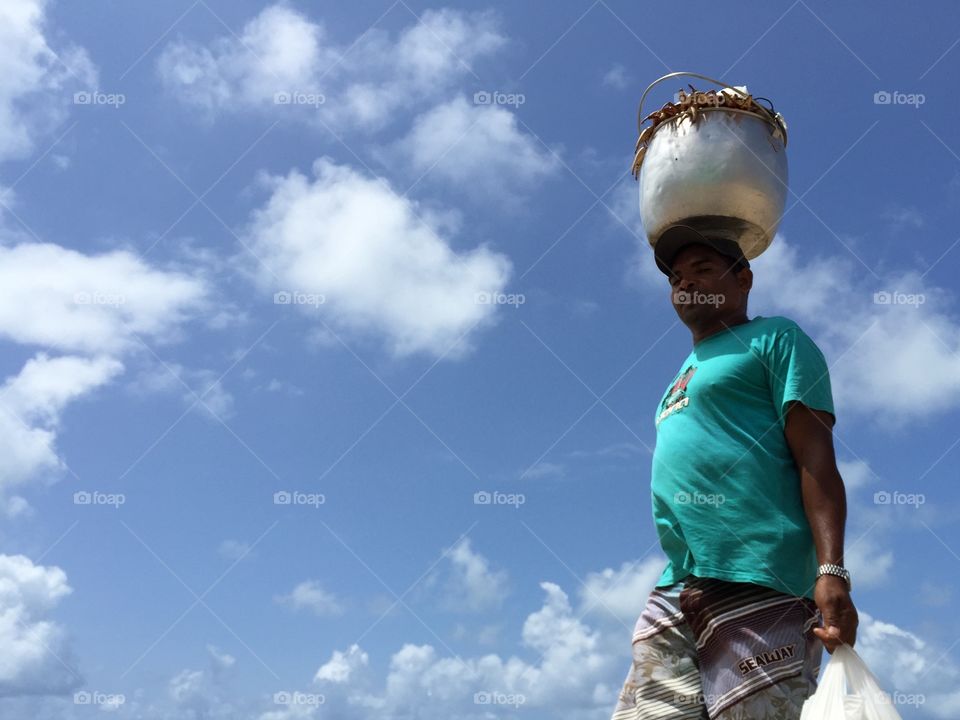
left=610, top=225, right=858, bottom=720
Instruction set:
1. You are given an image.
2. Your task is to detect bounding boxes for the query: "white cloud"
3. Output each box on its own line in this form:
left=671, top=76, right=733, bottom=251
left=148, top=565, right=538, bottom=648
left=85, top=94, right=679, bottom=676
left=568, top=442, right=648, bottom=461
left=602, top=63, right=630, bottom=89
left=258, top=701, right=322, bottom=720
left=0, top=554, right=79, bottom=697
left=189, top=369, right=235, bottom=419
left=844, top=538, right=894, bottom=589
left=577, top=556, right=666, bottom=626
left=0, top=242, right=208, bottom=355
left=0, top=239, right=211, bottom=511
left=0, top=0, right=97, bottom=162
left=217, top=539, right=253, bottom=562
left=838, top=458, right=875, bottom=490
left=339, top=8, right=504, bottom=130
left=157, top=5, right=506, bottom=132
left=393, top=96, right=559, bottom=205
left=918, top=580, right=953, bottom=608
left=264, top=378, right=304, bottom=396
left=275, top=580, right=343, bottom=617
left=881, top=205, right=923, bottom=230
left=157, top=5, right=336, bottom=120
left=1, top=352, right=123, bottom=428
left=130, top=361, right=236, bottom=421
left=314, top=580, right=619, bottom=719
left=244, top=157, right=511, bottom=358
left=167, top=644, right=240, bottom=718
left=856, top=612, right=960, bottom=718
left=0, top=354, right=122, bottom=508
left=452, top=622, right=501, bottom=646
left=610, top=179, right=663, bottom=292
left=519, top=582, right=614, bottom=706
left=315, top=645, right=368, bottom=684
left=428, top=538, right=508, bottom=613
left=523, top=461, right=565, bottom=479
left=749, top=237, right=960, bottom=423
left=206, top=645, right=236, bottom=671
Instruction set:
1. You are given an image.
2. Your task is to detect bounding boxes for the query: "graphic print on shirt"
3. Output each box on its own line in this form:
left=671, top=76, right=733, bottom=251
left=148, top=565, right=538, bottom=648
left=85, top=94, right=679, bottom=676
left=656, top=364, right=696, bottom=428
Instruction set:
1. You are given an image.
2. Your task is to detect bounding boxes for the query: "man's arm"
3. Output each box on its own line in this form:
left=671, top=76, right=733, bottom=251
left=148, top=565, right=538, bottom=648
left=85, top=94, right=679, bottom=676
left=783, top=401, right=858, bottom=653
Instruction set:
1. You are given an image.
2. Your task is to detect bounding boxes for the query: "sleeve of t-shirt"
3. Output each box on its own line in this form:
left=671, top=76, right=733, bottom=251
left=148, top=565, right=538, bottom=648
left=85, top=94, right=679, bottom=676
left=765, top=327, right=836, bottom=429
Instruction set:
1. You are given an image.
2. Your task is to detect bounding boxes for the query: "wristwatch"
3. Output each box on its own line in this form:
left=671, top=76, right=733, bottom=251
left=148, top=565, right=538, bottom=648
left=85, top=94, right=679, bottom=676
left=816, top=563, right=852, bottom=591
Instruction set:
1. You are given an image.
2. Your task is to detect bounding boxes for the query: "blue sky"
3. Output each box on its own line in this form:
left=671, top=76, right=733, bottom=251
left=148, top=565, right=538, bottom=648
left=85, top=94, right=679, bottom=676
left=1, top=0, right=960, bottom=718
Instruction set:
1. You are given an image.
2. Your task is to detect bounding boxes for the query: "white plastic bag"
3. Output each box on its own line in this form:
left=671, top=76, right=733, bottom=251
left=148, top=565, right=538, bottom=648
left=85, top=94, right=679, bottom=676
left=800, top=645, right=902, bottom=719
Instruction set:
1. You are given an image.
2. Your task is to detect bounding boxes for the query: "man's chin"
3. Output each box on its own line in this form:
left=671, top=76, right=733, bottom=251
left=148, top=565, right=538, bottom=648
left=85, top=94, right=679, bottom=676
left=675, top=304, right=714, bottom=323
left=680, top=307, right=734, bottom=333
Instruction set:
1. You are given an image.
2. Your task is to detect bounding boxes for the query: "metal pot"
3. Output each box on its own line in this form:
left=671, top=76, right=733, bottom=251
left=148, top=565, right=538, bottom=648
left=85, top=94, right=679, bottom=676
left=635, top=73, right=788, bottom=261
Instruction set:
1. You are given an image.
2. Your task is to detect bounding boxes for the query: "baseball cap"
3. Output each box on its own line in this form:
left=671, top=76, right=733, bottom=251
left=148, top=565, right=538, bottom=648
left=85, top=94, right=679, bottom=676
left=653, top=224, right=750, bottom=276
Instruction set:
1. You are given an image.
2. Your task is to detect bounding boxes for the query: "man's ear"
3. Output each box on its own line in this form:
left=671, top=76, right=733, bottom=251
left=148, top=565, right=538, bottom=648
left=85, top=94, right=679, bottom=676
left=737, top=267, right=753, bottom=293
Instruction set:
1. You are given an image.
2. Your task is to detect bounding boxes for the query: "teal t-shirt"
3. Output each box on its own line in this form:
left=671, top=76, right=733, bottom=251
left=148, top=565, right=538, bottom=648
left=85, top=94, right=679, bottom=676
left=651, top=315, right=835, bottom=600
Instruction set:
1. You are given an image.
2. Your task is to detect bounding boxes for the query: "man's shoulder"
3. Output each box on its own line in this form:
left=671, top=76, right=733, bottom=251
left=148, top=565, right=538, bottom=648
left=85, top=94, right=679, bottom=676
left=749, top=314, right=805, bottom=336
left=748, top=316, right=828, bottom=359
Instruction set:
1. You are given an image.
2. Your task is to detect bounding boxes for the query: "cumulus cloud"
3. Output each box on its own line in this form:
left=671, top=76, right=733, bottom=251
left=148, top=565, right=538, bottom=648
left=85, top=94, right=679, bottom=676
left=392, top=96, right=559, bottom=205
left=0, top=353, right=122, bottom=511
left=749, top=238, right=960, bottom=423
left=313, top=580, right=619, bottom=719
left=156, top=5, right=336, bottom=119
left=422, top=538, right=509, bottom=613
left=157, top=5, right=506, bottom=132
left=856, top=612, right=960, bottom=718
left=837, top=458, right=875, bottom=490
left=1, top=353, right=123, bottom=428
left=881, top=204, right=923, bottom=231
left=844, top=538, right=894, bottom=589
left=130, top=360, right=236, bottom=421
left=610, top=179, right=663, bottom=291
left=0, top=242, right=208, bottom=355
left=314, top=645, right=368, bottom=684
left=577, top=556, right=666, bottom=626
left=0, top=240, right=210, bottom=510
left=275, top=580, right=343, bottom=616
left=244, top=157, right=511, bottom=358
left=0, top=0, right=97, bottom=162
left=523, top=460, right=565, bottom=479
left=0, top=554, right=79, bottom=696
left=167, top=644, right=240, bottom=719
left=602, top=63, right=630, bottom=89
left=217, top=539, right=254, bottom=562
left=258, top=701, right=323, bottom=720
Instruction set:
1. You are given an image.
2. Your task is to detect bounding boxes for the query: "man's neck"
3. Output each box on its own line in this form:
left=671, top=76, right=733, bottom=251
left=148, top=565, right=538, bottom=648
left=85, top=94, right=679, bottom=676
left=690, top=314, right=751, bottom=346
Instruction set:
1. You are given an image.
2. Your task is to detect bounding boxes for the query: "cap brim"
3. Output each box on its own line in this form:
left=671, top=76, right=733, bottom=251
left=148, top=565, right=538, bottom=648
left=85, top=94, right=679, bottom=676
left=653, top=224, right=749, bottom=276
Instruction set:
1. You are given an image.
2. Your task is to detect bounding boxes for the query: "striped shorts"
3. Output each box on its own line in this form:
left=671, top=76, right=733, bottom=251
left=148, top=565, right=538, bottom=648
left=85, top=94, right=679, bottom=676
left=610, top=576, right=822, bottom=720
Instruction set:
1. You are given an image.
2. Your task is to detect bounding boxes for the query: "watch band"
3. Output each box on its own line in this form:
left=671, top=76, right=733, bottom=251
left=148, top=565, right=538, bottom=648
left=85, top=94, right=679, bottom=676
left=816, top=563, right=852, bottom=590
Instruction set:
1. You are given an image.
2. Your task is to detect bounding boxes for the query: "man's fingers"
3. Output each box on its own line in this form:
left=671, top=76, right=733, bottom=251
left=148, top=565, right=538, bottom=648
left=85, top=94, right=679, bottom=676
left=813, top=625, right=843, bottom=653
left=814, top=635, right=838, bottom=653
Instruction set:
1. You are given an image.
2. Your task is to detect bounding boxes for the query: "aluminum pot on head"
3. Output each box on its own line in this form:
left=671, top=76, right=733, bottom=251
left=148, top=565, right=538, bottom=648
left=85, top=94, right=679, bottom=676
left=633, top=73, right=789, bottom=261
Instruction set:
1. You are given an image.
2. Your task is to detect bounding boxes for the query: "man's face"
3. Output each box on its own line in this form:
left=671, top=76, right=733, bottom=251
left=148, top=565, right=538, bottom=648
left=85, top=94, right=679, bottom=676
left=667, top=243, right=750, bottom=325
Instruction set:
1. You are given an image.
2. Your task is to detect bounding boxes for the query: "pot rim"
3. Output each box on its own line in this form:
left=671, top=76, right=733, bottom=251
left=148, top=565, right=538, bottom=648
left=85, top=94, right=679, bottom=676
left=648, top=106, right=787, bottom=146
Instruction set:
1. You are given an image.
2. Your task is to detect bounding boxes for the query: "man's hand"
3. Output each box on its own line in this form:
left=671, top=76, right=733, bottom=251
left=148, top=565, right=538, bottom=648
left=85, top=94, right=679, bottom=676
left=813, top=574, right=858, bottom=652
